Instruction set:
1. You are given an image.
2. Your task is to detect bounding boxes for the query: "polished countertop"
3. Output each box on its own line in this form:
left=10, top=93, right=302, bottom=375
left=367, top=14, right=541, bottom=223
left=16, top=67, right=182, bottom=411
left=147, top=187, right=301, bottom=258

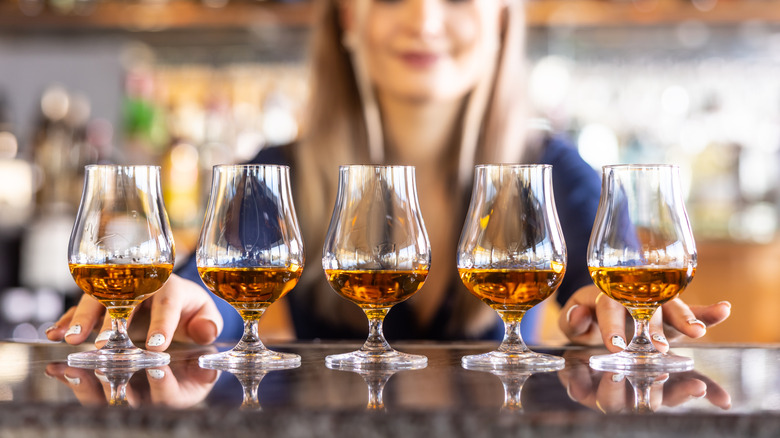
left=2, top=341, right=780, bottom=437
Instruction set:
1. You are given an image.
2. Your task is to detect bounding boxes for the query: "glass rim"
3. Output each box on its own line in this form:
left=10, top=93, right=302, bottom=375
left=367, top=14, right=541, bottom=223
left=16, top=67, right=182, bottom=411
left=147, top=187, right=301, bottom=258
left=474, top=164, right=551, bottom=170
left=603, top=164, right=679, bottom=171
left=85, top=164, right=161, bottom=170
left=213, top=164, right=290, bottom=170
left=338, top=164, right=415, bottom=170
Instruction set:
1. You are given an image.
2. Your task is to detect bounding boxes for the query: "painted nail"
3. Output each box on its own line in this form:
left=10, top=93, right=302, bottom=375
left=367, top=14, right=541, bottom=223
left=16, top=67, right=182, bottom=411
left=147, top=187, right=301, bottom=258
left=94, top=330, right=112, bottom=344
left=611, top=373, right=625, bottom=383
left=688, top=319, right=707, bottom=329
left=95, top=372, right=109, bottom=383
left=147, top=369, right=165, bottom=380
left=64, top=375, right=81, bottom=386
left=64, top=325, right=82, bottom=338
left=147, top=334, right=166, bottom=347
left=611, top=335, right=627, bottom=349
left=45, top=325, right=57, bottom=334
left=565, top=305, right=579, bottom=324
left=651, top=334, right=669, bottom=346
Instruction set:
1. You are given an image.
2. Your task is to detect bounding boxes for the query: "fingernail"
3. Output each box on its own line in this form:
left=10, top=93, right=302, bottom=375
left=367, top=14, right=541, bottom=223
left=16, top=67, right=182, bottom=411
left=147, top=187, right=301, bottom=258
left=64, top=325, right=82, bottom=338
left=147, top=333, right=166, bottom=347
left=64, top=375, right=81, bottom=386
left=147, top=369, right=165, bottom=380
left=566, top=305, right=579, bottom=324
left=45, top=324, right=57, bottom=334
left=611, top=373, right=625, bottom=383
left=688, top=319, right=707, bottom=329
left=95, top=330, right=111, bottom=344
left=651, top=334, right=669, bottom=346
left=95, top=372, right=109, bottom=383
left=611, top=335, right=626, bottom=349
left=718, top=301, right=732, bottom=310
left=692, top=390, right=707, bottom=399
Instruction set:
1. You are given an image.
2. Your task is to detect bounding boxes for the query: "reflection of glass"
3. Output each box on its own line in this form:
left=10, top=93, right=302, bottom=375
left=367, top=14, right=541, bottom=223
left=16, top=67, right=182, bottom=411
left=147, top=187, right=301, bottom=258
left=457, top=165, right=566, bottom=369
left=326, top=362, right=425, bottom=411
left=588, top=165, right=697, bottom=372
left=621, top=371, right=669, bottom=414
left=201, top=363, right=299, bottom=411
left=197, top=165, right=304, bottom=368
left=322, top=165, right=431, bottom=369
left=52, top=363, right=153, bottom=407
left=68, top=165, right=174, bottom=367
left=463, top=363, right=558, bottom=412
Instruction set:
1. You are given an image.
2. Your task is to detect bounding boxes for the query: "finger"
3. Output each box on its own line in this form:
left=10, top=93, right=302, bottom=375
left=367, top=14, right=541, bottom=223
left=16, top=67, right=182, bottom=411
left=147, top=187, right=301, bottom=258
left=145, top=292, right=185, bottom=351
left=595, top=372, right=629, bottom=413
left=661, top=375, right=707, bottom=407
left=595, top=293, right=629, bottom=353
left=687, top=372, right=731, bottom=410
left=558, top=286, right=600, bottom=339
left=46, top=307, right=77, bottom=341
left=146, top=275, right=223, bottom=350
left=690, top=301, right=732, bottom=328
left=183, top=302, right=222, bottom=345
left=560, top=363, right=598, bottom=406
left=649, top=307, right=669, bottom=353
left=662, top=298, right=734, bottom=341
left=648, top=374, right=668, bottom=412
left=64, top=367, right=108, bottom=406
left=63, top=295, right=105, bottom=345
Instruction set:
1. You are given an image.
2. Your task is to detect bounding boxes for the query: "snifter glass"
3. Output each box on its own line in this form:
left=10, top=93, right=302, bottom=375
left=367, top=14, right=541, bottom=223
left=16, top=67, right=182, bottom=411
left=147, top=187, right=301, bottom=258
left=197, top=165, right=304, bottom=368
left=322, top=165, right=431, bottom=369
left=68, top=165, right=174, bottom=367
left=588, top=164, right=696, bottom=372
left=457, top=164, right=566, bottom=370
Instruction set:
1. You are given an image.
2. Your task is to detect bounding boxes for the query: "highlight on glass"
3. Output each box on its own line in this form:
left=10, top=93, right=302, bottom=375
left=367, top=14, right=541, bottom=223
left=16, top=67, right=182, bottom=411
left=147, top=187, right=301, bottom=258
left=457, top=164, right=566, bottom=370
left=322, top=165, right=431, bottom=370
left=587, top=164, right=697, bottom=372
left=67, top=165, right=174, bottom=367
left=197, top=164, right=304, bottom=368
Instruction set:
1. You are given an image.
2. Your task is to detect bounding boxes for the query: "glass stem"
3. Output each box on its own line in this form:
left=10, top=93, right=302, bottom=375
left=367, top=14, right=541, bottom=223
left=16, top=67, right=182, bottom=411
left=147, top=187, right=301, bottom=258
left=234, top=319, right=266, bottom=354
left=239, top=374, right=264, bottom=411
left=500, top=373, right=530, bottom=412
left=360, top=308, right=392, bottom=354
left=627, top=312, right=658, bottom=353
left=103, top=315, right=136, bottom=351
left=496, top=311, right=530, bottom=355
left=109, top=379, right=130, bottom=407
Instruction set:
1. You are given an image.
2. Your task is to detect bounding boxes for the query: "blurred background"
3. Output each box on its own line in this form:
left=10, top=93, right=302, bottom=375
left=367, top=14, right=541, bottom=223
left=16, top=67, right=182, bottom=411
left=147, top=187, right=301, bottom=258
left=0, top=0, right=777, bottom=344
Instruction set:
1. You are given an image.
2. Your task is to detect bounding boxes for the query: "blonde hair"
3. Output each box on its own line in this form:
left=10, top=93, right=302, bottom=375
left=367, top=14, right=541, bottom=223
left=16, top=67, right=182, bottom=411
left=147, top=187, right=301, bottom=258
left=292, top=0, right=533, bottom=336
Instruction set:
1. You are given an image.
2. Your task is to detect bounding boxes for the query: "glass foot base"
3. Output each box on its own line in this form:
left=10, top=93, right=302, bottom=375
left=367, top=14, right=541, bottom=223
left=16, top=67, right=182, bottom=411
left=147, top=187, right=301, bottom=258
left=589, top=350, right=693, bottom=372
left=68, top=348, right=170, bottom=368
left=462, top=350, right=565, bottom=371
left=325, top=349, right=427, bottom=370
left=198, top=348, right=300, bottom=369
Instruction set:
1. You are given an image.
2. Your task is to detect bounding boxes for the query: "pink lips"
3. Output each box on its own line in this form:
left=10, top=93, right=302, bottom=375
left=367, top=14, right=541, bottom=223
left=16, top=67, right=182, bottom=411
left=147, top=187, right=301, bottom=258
left=399, top=52, right=440, bottom=68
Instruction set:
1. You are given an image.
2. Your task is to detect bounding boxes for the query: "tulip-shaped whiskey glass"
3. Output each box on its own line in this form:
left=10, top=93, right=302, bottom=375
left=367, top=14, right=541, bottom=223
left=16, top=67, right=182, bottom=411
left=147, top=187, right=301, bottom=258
left=457, top=165, right=566, bottom=370
left=323, top=165, right=431, bottom=369
left=588, top=165, right=696, bottom=372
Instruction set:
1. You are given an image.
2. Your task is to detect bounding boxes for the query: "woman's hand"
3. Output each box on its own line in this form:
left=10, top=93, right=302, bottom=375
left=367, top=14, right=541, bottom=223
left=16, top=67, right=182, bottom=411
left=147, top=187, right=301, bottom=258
left=45, top=274, right=223, bottom=351
left=557, top=349, right=731, bottom=413
left=558, top=285, right=732, bottom=352
left=44, top=347, right=220, bottom=408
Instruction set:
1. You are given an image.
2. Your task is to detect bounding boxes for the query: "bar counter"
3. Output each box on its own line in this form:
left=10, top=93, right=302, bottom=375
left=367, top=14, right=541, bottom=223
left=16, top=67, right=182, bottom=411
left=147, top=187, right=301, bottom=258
left=2, top=341, right=779, bottom=437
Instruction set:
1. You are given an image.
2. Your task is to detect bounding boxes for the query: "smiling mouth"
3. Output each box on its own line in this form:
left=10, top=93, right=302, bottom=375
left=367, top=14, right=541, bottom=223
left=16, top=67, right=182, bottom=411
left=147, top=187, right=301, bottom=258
left=399, top=52, right=440, bottom=69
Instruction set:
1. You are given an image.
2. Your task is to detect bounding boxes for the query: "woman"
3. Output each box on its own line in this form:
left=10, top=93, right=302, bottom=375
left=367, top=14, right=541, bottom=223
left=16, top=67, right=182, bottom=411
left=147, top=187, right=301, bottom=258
left=47, top=0, right=730, bottom=352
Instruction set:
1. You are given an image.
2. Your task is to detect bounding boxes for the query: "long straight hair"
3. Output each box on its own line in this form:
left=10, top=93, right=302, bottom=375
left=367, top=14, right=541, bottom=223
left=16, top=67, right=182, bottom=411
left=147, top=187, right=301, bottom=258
left=292, top=0, right=533, bottom=336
